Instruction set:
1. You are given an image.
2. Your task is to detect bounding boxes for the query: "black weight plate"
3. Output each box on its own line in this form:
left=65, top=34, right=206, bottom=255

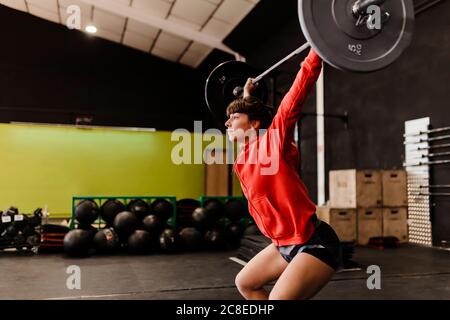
left=205, top=61, right=268, bottom=127
left=298, top=0, right=414, bottom=72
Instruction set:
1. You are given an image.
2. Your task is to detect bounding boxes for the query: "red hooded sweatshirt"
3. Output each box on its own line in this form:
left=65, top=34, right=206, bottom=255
left=234, top=49, right=322, bottom=247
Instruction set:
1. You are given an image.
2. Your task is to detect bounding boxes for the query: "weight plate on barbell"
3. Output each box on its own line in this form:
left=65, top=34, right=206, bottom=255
left=298, top=0, right=415, bottom=72
left=205, top=60, right=268, bottom=127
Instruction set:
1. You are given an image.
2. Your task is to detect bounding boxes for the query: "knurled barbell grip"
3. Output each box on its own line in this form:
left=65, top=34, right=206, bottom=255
left=233, top=42, right=310, bottom=98
left=352, top=0, right=386, bottom=16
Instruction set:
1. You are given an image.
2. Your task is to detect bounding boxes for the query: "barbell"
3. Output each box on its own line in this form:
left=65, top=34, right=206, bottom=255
left=205, top=0, right=415, bottom=125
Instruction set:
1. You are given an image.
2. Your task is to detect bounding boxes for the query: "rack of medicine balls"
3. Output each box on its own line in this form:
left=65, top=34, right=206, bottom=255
left=175, top=196, right=262, bottom=252
left=65, top=196, right=177, bottom=256
left=0, top=207, right=43, bottom=253
left=65, top=196, right=261, bottom=257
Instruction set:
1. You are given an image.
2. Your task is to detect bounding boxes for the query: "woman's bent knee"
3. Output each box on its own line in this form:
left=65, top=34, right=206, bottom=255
left=235, top=272, right=261, bottom=291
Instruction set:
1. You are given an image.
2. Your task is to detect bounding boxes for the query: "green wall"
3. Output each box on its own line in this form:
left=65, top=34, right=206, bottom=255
left=0, top=123, right=238, bottom=218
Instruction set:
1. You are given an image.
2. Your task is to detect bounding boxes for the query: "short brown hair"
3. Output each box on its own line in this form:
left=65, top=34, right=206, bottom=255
left=226, top=96, right=276, bottom=130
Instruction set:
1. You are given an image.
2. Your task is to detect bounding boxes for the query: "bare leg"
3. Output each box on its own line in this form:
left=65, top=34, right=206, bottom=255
left=268, top=252, right=335, bottom=300
left=235, top=243, right=288, bottom=300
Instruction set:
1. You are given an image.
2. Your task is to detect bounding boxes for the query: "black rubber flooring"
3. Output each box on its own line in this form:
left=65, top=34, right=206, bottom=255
left=0, top=244, right=448, bottom=300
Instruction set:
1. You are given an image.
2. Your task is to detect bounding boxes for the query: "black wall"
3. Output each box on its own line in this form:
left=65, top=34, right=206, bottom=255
left=0, top=5, right=211, bottom=131
left=325, top=0, right=450, bottom=172
left=323, top=0, right=450, bottom=245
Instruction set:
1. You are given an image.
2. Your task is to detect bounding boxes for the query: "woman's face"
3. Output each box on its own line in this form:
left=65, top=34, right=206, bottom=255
left=225, top=113, right=259, bottom=142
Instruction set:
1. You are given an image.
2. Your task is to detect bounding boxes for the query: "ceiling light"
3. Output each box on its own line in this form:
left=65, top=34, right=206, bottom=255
left=85, top=25, right=97, bottom=34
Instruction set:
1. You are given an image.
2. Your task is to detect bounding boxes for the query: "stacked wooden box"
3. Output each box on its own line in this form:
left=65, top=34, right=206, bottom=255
left=317, top=170, right=408, bottom=245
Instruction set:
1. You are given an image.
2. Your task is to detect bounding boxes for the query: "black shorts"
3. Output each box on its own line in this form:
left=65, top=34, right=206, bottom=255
left=276, top=215, right=343, bottom=271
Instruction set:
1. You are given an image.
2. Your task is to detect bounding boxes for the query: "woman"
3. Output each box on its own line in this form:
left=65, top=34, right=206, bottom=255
left=225, top=48, right=342, bottom=300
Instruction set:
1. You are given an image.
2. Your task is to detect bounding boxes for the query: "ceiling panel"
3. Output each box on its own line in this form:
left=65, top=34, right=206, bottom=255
left=0, top=0, right=27, bottom=11
left=152, top=46, right=181, bottom=62
left=93, top=7, right=126, bottom=34
left=180, top=42, right=213, bottom=67
left=126, top=19, right=159, bottom=38
left=131, top=0, right=172, bottom=18
left=27, top=0, right=57, bottom=12
left=171, top=0, right=216, bottom=26
left=122, top=29, right=154, bottom=52
left=214, top=0, right=254, bottom=25
left=95, top=27, right=122, bottom=43
left=202, top=17, right=234, bottom=38
left=28, top=4, right=59, bottom=23
left=168, top=14, right=202, bottom=31
left=0, top=0, right=261, bottom=67
left=154, top=31, right=191, bottom=54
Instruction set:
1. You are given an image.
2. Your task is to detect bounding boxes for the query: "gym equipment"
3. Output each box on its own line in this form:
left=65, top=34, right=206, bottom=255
left=25, top=233, right=41, bottom=247
left=225, top=222, right=245, bottom=248
left=159, top=228, right=180, bottom=253
left=237, top=235, right=271, bottom=262
left=93, top=228, right=120, bottom=254
left=192, top=207, right=216, bottom=230
left=127, top=230, right=156, bottom=254
left=150, top=199, right=174, bottom=221
left=205, top=0, right=414, bottom=123
left=179, top=227, right=203, bottom=251
left=100, top=199, right=126, bottom=225
left=205, top=61, right=268, bottom=124
left=0, top=208, right=43, bottom=253
left=204, top=199, right=225, bottom=221
left=74, top=200, right=100, bottom=226
left=113, top=211, right=139, bottom=239
left=243, top=224, right=262, bottom=236
left=299, top=0, right=414, bottom=72
left=127, top=199, right=150, bottom=220
left=5, top=225, right=18, bottom=238
left=40, top=224, right=69, bottom=253
left=368, top=236, right=400, bottom=249
left=224, top=199, right=248, bottom=221
left=63, top=229, right=94, bottom=256
left=142, top=215, right=165, bottom=236
left=204, top=228, right=227, bottom=251
left=176, top=198, right=201, bottom=228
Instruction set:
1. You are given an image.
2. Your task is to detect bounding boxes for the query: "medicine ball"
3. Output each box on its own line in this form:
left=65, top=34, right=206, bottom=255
left=127, top=199, right=150, bottom=220
left=243, top=224, right=262, bottom=236
left=100, top=199, right=126, bottom=226
left=127, top=230, right=156, bottom=254
left=179, top=227, right=203, bottom=251
left=113, top=211, right=139, bottom=239
left=224, top=199, right=247, bottom=221
left=204, top=199, right=224, bottom=221
left=176, top=199, right=200, bottom=228
left=93, top=228, right=120, bottom=254
left=225, top=222, right=245, bottom=248
left=64, top=229, right=94, bottom=256
left=192, top=207, right=215, bottom=231
left=142, top=215, right=164, bottom=236
left=151, top=199, right=173, bottom=221
left=159, top=228, right=180, bottom=253
left=75, top=200, right=100, bottom=226
left=204, top=228, right=227, bottom=251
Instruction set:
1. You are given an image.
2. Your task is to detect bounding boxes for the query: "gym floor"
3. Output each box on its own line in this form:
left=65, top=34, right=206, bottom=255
left=1, top=244, right=448, bottom=300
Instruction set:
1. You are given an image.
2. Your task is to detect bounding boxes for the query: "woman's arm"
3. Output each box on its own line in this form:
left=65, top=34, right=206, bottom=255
left=270, top=49, right=323, bottom=149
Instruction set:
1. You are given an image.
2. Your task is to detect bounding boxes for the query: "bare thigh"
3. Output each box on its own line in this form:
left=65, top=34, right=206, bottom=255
left=235, top=243, right=288, bottom=290
left=269, top=252, right=335, bottom=300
